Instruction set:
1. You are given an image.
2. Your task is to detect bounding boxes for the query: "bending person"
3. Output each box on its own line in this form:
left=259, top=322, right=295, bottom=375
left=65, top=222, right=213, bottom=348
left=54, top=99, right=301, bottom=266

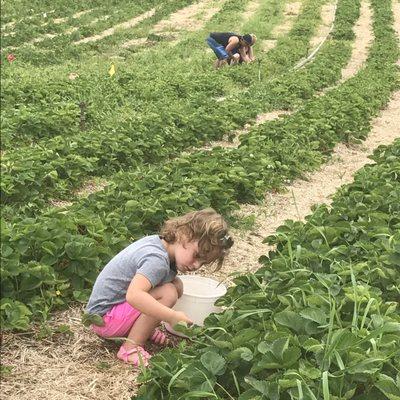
left=206, top=32, right=256, bottom=68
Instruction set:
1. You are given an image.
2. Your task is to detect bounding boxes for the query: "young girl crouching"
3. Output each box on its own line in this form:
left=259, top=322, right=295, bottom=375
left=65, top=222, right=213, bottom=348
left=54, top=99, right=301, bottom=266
left=86, top=208, right=233, bottom=367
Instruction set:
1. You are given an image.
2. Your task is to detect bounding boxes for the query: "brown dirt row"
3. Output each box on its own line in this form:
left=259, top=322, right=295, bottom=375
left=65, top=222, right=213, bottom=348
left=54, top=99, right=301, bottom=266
left=309, top=1, right=337, bottom=48
left=122, top=0, right=228, bottom=48
left=153, top=0, right=226, bottom=33
left=260, top=1, right=303, bottom=52
left=340, top=0, right=373, bottom=81
left=241, top=0, right=261, bottom=23
left=74, top=8, right=156, bottom=45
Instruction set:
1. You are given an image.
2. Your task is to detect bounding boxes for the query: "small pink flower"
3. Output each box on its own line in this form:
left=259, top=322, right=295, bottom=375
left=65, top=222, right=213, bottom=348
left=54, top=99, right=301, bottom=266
left=7, top=53, right=16, bottom=63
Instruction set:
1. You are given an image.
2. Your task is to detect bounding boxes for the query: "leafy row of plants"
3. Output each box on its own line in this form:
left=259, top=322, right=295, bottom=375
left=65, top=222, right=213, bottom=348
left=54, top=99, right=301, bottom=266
left=0, top=0, right=233, bottom=66
left=0, top=0, right=307, bottom=144
left=135, top=139, right=400, bottom=399
left=1, top=0, right=353, bottom=217
left=1, top=0, right=396, bottom=329
left=0, top=0, right=305, bottom=152
left=0, top=0, right=165, bottom=49
left=1, top=0, right=119, bottom=25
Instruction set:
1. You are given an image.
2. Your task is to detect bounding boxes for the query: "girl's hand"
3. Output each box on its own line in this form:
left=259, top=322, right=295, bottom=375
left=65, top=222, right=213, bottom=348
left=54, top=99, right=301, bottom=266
left=169, top=310, right=193, bottom=327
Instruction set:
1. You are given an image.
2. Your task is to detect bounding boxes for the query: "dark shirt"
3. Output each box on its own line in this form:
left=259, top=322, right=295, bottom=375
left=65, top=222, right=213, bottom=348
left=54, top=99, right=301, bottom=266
left=210, top=32, right=241, bottom=49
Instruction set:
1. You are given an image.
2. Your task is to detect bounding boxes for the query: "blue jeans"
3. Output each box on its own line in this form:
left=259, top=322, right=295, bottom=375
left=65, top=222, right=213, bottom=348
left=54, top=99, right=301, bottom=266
left=206, top=37, right=229, bottom=60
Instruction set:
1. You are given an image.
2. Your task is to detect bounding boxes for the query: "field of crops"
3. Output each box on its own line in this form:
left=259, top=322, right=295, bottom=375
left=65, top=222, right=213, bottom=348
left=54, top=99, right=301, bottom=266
left=1, top=0, right=400, bottom=398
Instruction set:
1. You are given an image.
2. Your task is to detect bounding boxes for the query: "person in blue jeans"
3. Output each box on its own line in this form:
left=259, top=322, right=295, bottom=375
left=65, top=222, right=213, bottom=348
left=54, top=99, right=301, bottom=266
left=206, top=32, right=256, bottom=68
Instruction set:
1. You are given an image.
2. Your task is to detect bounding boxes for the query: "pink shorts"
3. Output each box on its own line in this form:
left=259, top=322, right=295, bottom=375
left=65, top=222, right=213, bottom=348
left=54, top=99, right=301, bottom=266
left=91, top=301, right=141, bottom=338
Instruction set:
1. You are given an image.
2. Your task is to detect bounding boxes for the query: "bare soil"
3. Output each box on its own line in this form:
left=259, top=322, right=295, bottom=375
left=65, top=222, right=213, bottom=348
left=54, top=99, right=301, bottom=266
left=241, top=0, right=261, bottom=23
left=272, top=1, right=302, bottom=37
left=153, top=0, right=226, bottom=33
left=74, top=8, right=156, bottom=45
left=121, top=0, right=226, bottom=49
left=309, top=1, right=337, bottom=49
left=260, top=1, right=302, bottom=52
left=340, top=0, right=373, bottom=81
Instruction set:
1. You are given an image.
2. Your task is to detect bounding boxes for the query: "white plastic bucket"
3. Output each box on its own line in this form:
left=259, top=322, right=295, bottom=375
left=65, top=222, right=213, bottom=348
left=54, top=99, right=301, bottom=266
left=164, top=275, right=227, bottom=336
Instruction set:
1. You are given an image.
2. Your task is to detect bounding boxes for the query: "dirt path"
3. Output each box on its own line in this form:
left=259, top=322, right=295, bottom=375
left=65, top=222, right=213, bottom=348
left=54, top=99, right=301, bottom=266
left=122, top=0, right=226, bottom=48
left=272, top=1, right=302, bottom=37
left=241, top=0, right=261, bottom=23
left=153, top=0, right=225, bottom=33
left=74, top=8, right=156, bottom=45
left=340, top=0, right=373, bottom=81
left=1, top=308, right=139, bottom=400
left=260, top=1, right=302, bottom=52
left=309, top=1, right=337, bottom=49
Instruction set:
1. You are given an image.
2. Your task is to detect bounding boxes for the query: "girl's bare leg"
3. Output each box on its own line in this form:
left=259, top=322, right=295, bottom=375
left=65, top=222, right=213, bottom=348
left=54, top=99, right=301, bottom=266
left=124, top=283, right=178, bottom=349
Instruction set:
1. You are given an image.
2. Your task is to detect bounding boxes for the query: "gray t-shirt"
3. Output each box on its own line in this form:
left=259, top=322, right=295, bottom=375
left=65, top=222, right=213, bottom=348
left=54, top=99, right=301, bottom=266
left=86, top=235, right=177, bottom=316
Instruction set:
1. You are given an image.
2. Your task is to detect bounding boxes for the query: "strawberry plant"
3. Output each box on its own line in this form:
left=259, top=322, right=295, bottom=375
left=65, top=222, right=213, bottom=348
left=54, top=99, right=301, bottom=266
left=134, top=139, right=400, bottom=399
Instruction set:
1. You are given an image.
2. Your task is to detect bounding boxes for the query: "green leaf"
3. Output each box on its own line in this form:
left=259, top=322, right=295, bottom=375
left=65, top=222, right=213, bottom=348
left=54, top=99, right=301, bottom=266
left=125, top=200, right=139, bottom=211
left=274, top=311, right=306, bottom=333
left=179, top=391, right=218, bottom=399
left=301, top=338, right=323, bottom=353
left=327, top=329, right=358, bottom=354
left=232, top=328, right=260, bottom=347
left=282, top=347, right=301, bottom=367
left=200, top=352, right=225, bottom=376
left=81, top=312, right=105, bottom=327
left=238, top=389, right=262, bottom=400
left=271, top=337, right=289, bottom=360
left=245, top=377, right=279, bottom=400
left=228, top=347, right=254, bottom=362
left=375, top=376, right=400, bottom=400
left=257, top=341, right=270, bottom=354
left=300, top=308, right=327, bottom=325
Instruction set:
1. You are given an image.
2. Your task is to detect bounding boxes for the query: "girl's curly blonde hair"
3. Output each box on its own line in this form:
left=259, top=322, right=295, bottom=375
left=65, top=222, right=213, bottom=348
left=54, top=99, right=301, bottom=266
left=160, top=208, right=233, bottom=271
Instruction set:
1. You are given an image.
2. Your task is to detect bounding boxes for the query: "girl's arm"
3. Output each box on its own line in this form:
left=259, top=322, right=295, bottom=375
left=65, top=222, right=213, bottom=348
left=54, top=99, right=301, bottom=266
left=248, top=46, right=255, bottom=61
left=126, top=274, right=191, bottom=325
left=239, top=46, right=250, bottom=62
left=225, top=36, right=240, bottom=55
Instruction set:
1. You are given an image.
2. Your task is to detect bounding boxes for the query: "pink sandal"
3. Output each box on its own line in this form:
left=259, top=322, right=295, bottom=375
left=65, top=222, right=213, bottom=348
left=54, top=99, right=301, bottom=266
left=150, top=328, right=168, bottom=346
left=117, top=345, right=151, bottom=367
